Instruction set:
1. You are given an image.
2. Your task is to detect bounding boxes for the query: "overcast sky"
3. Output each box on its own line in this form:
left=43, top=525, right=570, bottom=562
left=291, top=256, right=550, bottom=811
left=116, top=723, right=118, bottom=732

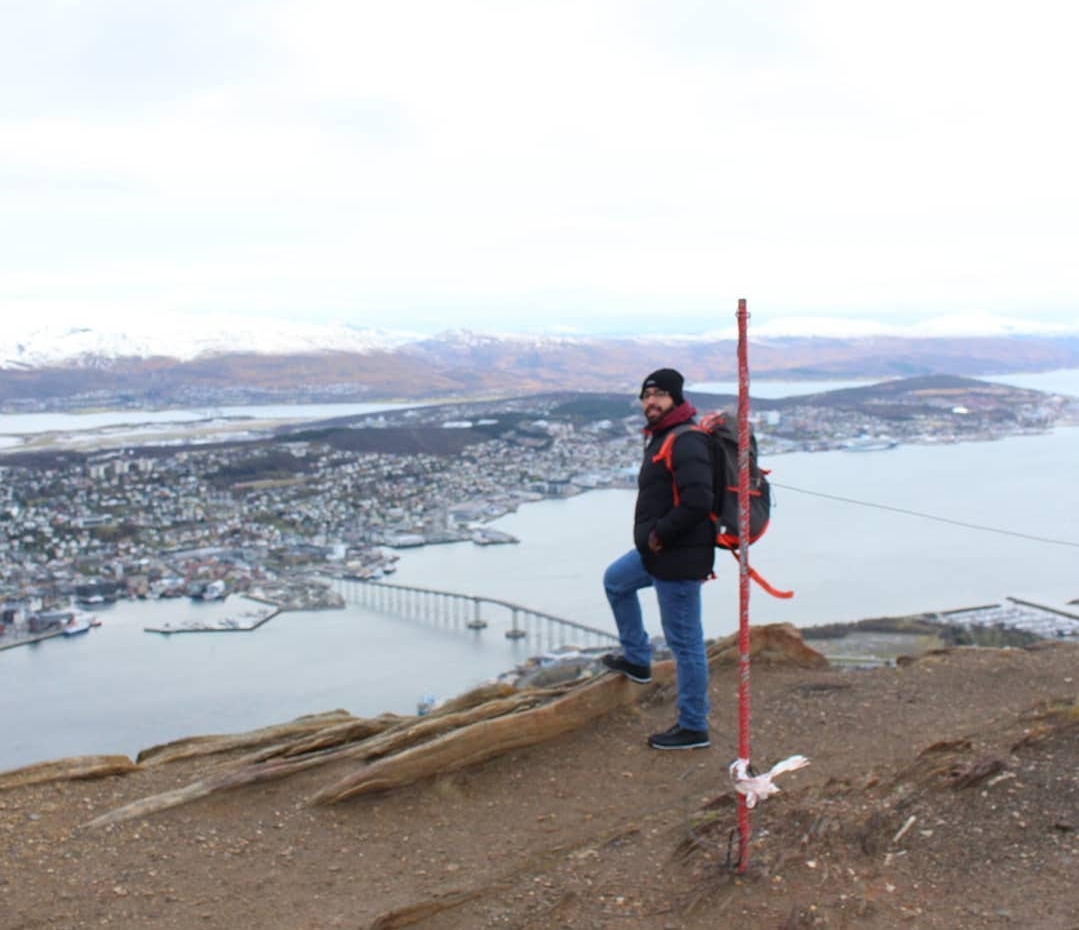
left=2, top=0, right=1078, bottom=336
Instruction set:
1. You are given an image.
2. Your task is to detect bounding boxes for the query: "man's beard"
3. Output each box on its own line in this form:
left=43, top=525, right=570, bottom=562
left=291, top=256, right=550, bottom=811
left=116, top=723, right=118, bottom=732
left=644, top=405, right=666, bottom=424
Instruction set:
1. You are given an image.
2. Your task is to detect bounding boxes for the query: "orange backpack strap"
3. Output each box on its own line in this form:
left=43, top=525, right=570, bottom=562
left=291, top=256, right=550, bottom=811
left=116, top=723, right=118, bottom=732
left=728, top=550, right=794, bottom=598
left=650, top=424, right=700, bottom=506
left=707, top=551, right=792, bottom=598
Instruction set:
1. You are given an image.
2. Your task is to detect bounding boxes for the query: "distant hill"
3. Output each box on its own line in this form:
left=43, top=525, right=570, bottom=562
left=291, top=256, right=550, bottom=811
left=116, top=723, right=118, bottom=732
left=0, top=375, right=1062, bottom=467
left=756, top=372, right=1051, bottom=409
left=1, top=332, right=1077, bottom=411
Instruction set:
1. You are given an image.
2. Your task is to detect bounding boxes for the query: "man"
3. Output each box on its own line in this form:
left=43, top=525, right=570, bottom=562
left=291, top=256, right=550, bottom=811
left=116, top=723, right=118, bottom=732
left=602, top=367, right=715, bottom=750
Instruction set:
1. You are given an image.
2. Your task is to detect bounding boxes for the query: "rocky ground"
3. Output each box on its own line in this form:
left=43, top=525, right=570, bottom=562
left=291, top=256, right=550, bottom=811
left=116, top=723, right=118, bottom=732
left=2, top=636, right=1078, bottom=930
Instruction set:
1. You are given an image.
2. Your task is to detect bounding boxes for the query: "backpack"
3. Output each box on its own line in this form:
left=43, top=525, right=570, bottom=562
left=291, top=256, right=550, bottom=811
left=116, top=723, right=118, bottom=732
left=652, top=412, right=793, bottom=599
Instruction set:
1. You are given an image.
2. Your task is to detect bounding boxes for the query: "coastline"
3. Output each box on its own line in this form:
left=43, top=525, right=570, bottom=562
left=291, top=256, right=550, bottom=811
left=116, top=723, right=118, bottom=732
left=4, top=386, right=1079, bottom=772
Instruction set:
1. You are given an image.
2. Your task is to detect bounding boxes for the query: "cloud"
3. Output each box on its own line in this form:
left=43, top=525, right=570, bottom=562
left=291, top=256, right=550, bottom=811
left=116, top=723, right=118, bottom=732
left=1, top=1, right=1077, bottom=334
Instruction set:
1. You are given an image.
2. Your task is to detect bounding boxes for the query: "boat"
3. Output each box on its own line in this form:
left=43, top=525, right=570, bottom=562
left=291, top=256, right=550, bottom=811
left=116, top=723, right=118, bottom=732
left=62, top=615, right=92, bottom=636
left=197, top=580, right=228, bottom=601
left=471, top=528, right=520, bottom=546
left=71, top=608, right=100, bottom=628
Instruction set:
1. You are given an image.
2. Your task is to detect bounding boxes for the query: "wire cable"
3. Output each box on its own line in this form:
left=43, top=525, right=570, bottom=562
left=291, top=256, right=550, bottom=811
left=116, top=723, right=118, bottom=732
left=770, top=481, right=1079, bottom=549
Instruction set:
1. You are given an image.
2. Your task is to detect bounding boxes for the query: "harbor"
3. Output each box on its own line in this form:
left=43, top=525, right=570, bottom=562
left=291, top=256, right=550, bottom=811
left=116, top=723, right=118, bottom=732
left=0, top=607, right=101, bottom=651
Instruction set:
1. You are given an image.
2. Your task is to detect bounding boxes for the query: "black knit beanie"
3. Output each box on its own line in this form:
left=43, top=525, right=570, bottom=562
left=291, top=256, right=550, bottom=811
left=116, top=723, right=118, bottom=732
left=639, top=368, right=685, bottom=404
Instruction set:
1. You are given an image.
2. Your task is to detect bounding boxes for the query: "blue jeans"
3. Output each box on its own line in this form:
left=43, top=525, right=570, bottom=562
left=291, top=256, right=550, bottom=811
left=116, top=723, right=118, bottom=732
left=603, top=549, right=709, bottom=732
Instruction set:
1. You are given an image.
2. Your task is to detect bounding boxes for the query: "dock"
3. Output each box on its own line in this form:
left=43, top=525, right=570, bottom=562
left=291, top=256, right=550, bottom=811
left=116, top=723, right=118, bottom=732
left=0, top=629, right=64, bottom=651
left=145, top=604, right=280, bottom=635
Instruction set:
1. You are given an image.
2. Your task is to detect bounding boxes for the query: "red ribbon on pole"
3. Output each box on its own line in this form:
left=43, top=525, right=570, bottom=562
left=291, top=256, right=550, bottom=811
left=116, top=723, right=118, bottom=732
left=736, top=297, right=752, bottom=872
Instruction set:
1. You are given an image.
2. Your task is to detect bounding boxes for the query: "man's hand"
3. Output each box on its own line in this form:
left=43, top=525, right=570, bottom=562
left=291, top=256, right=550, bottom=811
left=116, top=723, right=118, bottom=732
left=647, top=531, right=663, bottom=552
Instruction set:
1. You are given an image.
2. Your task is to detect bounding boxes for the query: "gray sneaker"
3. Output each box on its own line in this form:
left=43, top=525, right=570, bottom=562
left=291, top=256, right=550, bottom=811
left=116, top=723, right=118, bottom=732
left=648, top=724, right=710, bottom=750
left=601, top=653, right=652, bottom=684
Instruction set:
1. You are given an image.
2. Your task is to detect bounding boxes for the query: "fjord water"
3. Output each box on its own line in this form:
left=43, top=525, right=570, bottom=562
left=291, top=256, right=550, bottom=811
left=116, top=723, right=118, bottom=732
left=2, top=374, right=1078, bottom=770
left=389, top=427, right=1079, bottom=630
left=5, top=427, right=1078, bottom=772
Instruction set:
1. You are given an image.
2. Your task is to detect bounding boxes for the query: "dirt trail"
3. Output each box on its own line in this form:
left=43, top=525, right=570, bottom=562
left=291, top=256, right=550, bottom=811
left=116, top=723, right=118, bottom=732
left=2, top=640, right=1078, bottom=930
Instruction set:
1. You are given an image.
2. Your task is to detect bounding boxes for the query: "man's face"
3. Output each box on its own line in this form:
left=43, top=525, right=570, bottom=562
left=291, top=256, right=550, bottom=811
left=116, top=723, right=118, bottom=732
left=641, top=388, right=675, bottom=425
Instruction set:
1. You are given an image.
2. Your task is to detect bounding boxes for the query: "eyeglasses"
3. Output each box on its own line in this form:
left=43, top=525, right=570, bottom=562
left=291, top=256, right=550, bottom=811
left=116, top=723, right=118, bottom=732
left=640, top=389, right=670, bottom=401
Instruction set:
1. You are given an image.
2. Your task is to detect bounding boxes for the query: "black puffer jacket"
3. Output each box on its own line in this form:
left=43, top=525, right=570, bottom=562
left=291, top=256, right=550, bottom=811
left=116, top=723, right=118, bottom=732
left=633, top=405, right=716, bottom=581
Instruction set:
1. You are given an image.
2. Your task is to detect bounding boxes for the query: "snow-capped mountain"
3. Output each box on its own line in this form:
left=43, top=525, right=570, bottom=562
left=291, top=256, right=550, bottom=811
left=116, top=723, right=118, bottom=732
left=0, top=315, right=421, bottom=370
left=1, top=311, right=1077, bottom=410
left=2, top=311, right=1077, bottom=370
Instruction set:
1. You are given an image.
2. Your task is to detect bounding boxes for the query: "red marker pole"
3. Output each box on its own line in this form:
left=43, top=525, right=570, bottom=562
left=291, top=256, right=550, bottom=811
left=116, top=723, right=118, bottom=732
left=736, top=298, right=752, bottom=872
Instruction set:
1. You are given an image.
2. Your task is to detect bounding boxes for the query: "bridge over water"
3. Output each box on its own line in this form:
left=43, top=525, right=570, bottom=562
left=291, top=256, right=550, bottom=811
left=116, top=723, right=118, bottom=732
left=335, top=576, right=618, bottom=651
